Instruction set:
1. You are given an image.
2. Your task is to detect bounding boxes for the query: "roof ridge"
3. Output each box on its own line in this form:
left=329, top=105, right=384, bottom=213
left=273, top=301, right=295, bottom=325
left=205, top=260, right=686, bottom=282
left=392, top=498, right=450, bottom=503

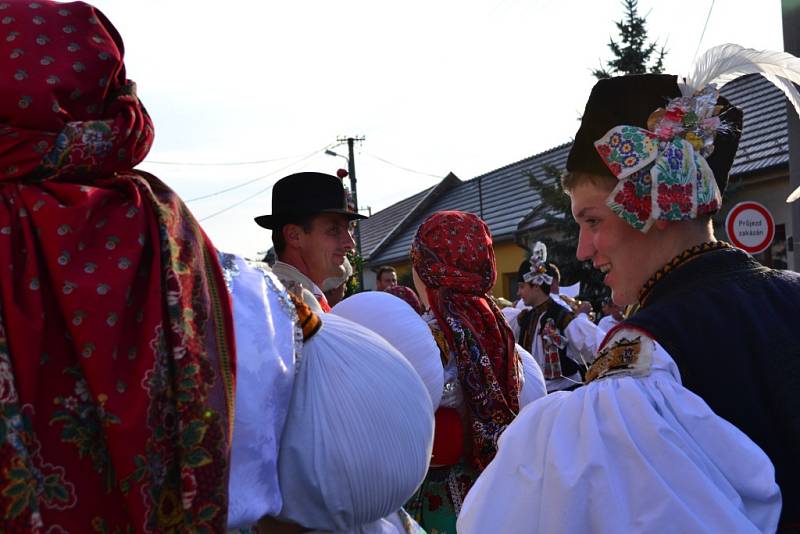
left=365, top=173, right=462, bottom=261
left=467, top=141, right=573, bottom=183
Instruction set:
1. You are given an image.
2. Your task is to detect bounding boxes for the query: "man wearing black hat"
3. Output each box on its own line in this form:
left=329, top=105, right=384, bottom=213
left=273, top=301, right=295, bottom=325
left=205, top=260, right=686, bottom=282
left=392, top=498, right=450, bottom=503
left=460, top=47, right=800, bottom=531
left=255, top=172, right=367, bottom=312
left=561, top=73, right=800, bottom=527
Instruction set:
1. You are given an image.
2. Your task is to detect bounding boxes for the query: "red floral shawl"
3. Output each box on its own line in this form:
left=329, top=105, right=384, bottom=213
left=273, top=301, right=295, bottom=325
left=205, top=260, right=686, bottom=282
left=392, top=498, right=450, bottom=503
left=411, top=211, right=519, bottom=469
left=0, top=2, right=235, bottom=532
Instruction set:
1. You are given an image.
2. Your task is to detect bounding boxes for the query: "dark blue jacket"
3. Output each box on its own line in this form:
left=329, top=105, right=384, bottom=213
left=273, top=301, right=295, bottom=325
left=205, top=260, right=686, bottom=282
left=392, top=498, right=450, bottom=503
left=625, top=247, right=800, bottom=524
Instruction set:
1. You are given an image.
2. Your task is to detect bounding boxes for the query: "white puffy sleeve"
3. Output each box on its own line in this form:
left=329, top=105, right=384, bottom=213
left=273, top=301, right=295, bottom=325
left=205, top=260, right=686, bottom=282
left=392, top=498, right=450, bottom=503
left=502, top=306, right=523, bottom=341
left=515, top=343, right=546, bottom=408
left=222, top=254, right=299, bottom=529
left=457, top=329, right=781, bottom=534
left=564, top=313, right=598, bottom=365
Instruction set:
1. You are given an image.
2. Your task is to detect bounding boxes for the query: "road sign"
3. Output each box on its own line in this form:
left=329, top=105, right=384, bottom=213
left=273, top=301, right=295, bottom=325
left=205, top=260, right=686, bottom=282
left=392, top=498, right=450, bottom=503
left=725, top=201, right=775, bottom=254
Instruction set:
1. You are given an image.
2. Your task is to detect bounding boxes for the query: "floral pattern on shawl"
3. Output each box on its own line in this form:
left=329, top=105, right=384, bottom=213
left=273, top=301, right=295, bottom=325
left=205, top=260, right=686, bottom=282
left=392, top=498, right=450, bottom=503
left=0, top=2, right=235, bottom=532
left=411, top=211, right=520, bottom=470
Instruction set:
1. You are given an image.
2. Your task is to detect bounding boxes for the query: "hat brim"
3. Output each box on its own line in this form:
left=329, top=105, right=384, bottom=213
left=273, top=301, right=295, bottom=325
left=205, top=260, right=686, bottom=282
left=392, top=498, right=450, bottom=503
left=255, top=209, right=368, bottom=229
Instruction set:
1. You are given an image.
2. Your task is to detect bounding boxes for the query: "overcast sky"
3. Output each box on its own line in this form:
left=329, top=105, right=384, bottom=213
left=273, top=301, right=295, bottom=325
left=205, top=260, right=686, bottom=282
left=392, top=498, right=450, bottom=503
left=88, top=0, right=784, bottom=258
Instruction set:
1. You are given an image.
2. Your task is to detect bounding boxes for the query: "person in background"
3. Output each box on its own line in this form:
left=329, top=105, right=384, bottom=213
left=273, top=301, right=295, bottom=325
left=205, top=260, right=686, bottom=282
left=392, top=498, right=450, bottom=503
left=384, top=284, right=425, bottom=315
left=404, top=211, right=539, bottom=534
left=376, top=265, right=398, bottom=291
left=0, top=2, right=235, bottom=530
left=254, top=172, right=366, bottom=312
left=222, top=254, right=433, bottom=533
left=322, top=256, right=353, bottom=307
left=597, top=297, right=624, bottom=333
left=513, top=244, right=597, bottom=392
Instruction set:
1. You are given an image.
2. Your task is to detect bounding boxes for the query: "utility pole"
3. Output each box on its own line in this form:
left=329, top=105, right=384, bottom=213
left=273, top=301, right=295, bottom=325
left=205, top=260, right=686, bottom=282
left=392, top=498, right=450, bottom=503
left=337, top=135, right=366, bottom=289
left=783, top=0, right=800, bottom=271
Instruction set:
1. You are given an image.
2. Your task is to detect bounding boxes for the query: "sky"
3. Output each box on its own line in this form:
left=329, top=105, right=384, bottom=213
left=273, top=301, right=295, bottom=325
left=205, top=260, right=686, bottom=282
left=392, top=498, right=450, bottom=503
left=87, top=0, right=784, bottom=258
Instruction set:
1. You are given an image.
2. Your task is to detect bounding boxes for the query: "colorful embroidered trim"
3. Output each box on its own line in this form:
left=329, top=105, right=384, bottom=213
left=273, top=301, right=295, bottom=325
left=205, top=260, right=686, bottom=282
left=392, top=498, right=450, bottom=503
left=638, top=241, right=732, bottom=305
left=541, top=318, right=567, bottom=380
left=595, top=85, right=727, bottom=231
left=585, top=333, right=652, bottom=383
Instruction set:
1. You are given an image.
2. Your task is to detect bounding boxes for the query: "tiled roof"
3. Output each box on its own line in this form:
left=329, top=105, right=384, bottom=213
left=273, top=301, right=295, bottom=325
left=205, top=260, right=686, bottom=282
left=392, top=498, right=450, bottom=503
left=722, top=74, right=789, bottom=176
left=368, top=144, right=570, bottom=265
left=367, top=74, right=789, bottom=266
left=359, top=172, right=463, bottom=261
left=359, top=185, right=433, bottom=260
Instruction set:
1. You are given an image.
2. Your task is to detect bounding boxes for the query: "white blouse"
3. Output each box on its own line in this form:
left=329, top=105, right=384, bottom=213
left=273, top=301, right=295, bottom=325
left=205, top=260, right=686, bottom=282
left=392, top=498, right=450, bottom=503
left=457, top=328, right=781, bottom=534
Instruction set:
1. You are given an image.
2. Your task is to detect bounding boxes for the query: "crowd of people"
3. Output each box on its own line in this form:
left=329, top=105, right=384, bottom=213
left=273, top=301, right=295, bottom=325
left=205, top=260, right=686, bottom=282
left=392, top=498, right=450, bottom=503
left=1, top=1, right=799, bottom=533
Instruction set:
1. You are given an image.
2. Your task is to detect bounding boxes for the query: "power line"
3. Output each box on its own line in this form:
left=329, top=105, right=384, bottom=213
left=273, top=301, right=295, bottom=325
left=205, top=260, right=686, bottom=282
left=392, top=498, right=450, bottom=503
left=185, top=146, right=329, bottom=202
left=692, top=0, right=716, bottom=65
left=144, top=153, right=309, bottom=166
left=364, top=153, right=441, bottom=178
left=196, top=150, right=324, bottom=222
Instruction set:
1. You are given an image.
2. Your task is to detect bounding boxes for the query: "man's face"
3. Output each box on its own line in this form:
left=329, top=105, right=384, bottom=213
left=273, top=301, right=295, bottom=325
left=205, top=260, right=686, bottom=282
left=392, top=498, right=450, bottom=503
left=517, top=281, right=544, bottom=307
left=294, top=213, right=355, bottom=285
left=377, top=270, right=397, bottom=291
left=570, top=181, right=655, bottom=306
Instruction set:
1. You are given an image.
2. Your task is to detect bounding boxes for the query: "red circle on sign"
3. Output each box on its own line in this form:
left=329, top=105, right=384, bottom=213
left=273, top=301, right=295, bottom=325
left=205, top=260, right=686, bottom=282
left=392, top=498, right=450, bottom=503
left=725, top=201, right=775, bottom=254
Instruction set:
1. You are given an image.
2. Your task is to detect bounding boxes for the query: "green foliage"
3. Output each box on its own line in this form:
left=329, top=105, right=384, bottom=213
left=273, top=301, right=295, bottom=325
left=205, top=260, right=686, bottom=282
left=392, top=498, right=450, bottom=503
left=593, top=0, right=667, bottom=79
left=345, top=250, right=365, bottom=296
left=398, top=270, right=413, bottom=289
left=525, top=165, right=610, bottom=309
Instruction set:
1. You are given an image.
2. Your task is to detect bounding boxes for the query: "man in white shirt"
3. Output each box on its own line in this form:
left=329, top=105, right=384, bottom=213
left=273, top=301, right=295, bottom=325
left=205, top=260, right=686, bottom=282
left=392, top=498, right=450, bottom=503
left=511, top=254, right=597, bottom=392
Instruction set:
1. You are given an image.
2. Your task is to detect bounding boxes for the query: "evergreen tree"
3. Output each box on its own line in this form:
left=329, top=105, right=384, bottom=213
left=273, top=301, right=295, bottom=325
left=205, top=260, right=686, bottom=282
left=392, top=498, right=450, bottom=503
left=592, top=0, right=667, bottom=79
left=525, top=165, right=609, bottom=308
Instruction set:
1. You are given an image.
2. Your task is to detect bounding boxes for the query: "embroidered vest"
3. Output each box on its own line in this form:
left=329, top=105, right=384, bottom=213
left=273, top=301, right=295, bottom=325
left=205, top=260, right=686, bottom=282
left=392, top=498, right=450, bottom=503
left=518, top=300, right=578, bottom=378
left=624, top=247, right=800, bottom=523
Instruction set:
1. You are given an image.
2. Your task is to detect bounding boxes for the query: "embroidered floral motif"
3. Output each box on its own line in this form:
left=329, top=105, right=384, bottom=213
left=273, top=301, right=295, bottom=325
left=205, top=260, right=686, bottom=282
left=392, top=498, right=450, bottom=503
left=585, top=333, right=652, bottom=383
left=1, top=405, right=77, bottom=525
left=607, top=170, right=654, bottom=231
left=50, top=366, right=121, bottom=492
left=593, top=85, right=726, bottom=232
left=411, top=211, right=520, bottom=470
left=540, top=318, right=567, bottom=380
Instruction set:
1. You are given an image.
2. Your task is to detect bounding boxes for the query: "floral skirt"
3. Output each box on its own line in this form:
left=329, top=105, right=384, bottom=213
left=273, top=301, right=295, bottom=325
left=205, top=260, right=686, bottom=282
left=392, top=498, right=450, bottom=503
left=405, top=463, right=479, bottom=534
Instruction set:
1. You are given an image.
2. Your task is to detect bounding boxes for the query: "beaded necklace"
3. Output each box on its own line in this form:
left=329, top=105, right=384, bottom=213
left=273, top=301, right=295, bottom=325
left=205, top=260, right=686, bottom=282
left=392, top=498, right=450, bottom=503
left=638, top=241, right=732, bottom=306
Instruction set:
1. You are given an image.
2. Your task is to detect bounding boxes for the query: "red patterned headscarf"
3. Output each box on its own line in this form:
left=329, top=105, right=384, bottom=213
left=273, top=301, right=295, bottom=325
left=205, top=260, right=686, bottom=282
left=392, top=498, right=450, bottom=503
left=384, top=285, right=424, bottom=315
left=0, top=2, right=235, bottom=532
left=411, top=211, right=519, bottom=469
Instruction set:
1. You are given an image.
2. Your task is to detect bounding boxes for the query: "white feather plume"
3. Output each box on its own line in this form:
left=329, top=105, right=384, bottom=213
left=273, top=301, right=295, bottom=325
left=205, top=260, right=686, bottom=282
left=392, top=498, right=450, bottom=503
left=680, top=44, right=800, bottom=118
left=788, top=185, right=800, bottom=203
left=531, top=241, right=547, bottom=263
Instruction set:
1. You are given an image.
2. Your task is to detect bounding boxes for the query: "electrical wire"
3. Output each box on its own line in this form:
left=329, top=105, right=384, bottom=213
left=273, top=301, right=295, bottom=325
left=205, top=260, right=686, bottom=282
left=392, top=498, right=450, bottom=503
left=143, top=152, right=309, bottom=166
left=364, top=153, right=441, bottom=178
left=196, top=150, right=324, bottom=222
left=184, top=146, right=330, bottom=202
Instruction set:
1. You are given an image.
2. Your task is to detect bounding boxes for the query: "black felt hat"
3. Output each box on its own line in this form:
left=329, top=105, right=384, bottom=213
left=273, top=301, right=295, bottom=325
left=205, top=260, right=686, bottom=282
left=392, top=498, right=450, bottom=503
left=254, top=172, right=367, bottom=229
left=566, top=74, right=743, bottom=194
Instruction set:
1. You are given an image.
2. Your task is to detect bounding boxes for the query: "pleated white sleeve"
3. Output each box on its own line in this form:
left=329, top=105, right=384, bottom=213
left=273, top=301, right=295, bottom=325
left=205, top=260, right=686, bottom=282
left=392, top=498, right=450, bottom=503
left=457, top=329, right=781, bottom=534
left=564, top=312, right=598, bottom=365
left=516, top=343, right=547, bottom=408
left=223, top=255, right=298, bottom=529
